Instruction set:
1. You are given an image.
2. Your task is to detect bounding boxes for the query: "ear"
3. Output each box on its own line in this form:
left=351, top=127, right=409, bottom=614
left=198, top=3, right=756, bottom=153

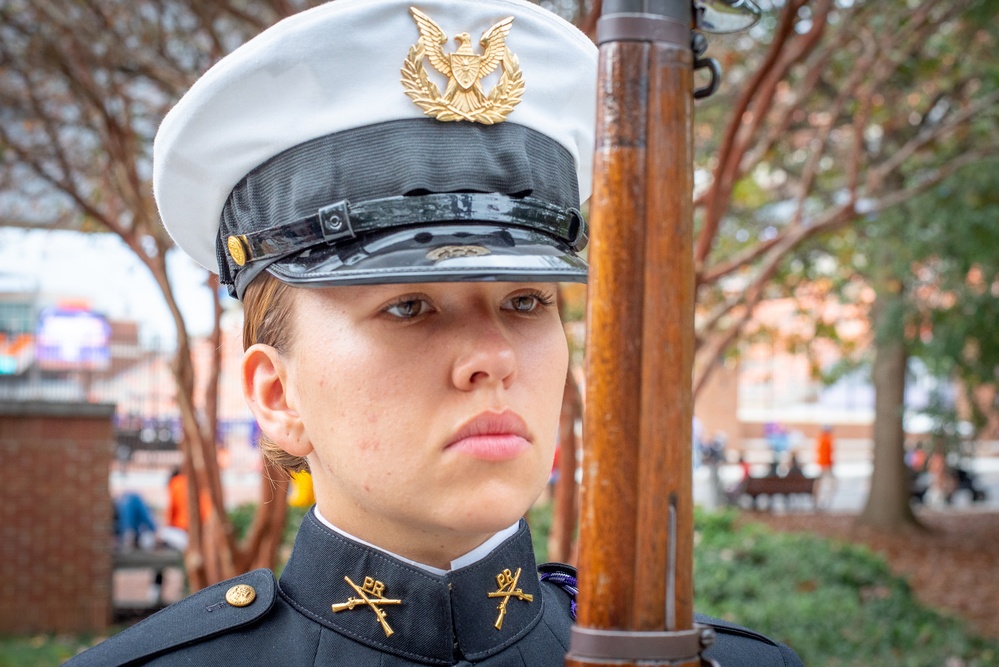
left=242, top=343, right=313, bottom=458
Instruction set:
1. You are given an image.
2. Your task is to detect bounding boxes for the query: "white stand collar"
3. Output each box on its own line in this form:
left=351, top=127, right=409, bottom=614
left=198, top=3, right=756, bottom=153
left=313, top=507, right=519, bottom=576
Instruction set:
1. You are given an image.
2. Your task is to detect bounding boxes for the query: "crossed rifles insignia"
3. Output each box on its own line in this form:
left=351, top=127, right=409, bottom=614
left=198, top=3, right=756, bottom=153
left=402, top=7, right=524, bottom=124
left=331, top=576, right=403, bottom=637
left=487, top=567, right=534, bottom=630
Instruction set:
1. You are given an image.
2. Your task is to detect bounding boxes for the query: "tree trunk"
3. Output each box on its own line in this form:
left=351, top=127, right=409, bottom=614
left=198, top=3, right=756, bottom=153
left=858, top=287, right=922, bottom=530
left=147, top=250, right=287, bottom=589
left=0, top=0, right=317, bottom=594
left=236, top=461, right=291, bottom=572
left=548, top=369, right=581, bottom=564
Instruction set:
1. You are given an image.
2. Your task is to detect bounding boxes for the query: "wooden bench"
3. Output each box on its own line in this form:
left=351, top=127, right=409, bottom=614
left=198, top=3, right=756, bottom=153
left=739, top=474, right=817, bottom=511
left=112, top=547, right=184, bottom=610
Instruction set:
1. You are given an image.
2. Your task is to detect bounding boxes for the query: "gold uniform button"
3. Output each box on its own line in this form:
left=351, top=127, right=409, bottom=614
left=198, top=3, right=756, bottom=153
left=227, top=235, right=248, bottom=266
left=225, top=584, right=256, bottom=607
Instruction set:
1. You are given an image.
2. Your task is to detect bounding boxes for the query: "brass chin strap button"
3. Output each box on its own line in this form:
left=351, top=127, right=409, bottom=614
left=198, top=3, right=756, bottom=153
left=225, top=583, right=257, bottom=607
left=227, top=235, right=249, bottom=266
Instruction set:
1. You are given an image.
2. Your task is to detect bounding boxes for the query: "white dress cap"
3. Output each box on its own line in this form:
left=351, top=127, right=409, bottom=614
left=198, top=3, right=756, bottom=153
left=154, top=0, right=597, bottom=296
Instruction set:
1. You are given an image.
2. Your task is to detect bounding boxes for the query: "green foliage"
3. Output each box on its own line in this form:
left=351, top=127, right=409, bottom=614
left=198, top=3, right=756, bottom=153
left=284, top=504, right=308, bottom=547
left=906, top=160, right=999, bottom=394
left=526, top=505, right=997, bottom=666
left=526, top=500, right=553, bottom=564
left=0, top=634, right=92, bottom=667
left=228, top=502, right=309, bottom=556
left=694, top=509, right=998, bottom=667
left=227, top=502, right=257, bottom=541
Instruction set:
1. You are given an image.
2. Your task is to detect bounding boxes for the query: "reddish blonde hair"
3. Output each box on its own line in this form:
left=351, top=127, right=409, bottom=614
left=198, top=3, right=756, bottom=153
left=242, top=272, right=309, bottom=473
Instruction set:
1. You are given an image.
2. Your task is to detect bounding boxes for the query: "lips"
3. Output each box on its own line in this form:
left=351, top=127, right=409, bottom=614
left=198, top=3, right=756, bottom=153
left=445, top=410, right=532, bottom=461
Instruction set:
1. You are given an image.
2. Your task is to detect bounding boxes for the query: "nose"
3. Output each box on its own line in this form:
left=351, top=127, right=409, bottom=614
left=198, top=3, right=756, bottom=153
left=450, top=316, right=517, bottom=391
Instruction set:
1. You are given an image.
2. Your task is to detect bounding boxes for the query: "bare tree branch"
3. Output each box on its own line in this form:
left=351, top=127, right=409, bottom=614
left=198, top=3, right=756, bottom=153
left=868, top=89, right=999, bottom=192
left=694, top=0, right=805, bottom=268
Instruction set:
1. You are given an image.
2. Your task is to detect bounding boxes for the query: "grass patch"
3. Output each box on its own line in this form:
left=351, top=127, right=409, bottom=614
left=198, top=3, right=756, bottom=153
left=0, top=634, right=98, bottom=667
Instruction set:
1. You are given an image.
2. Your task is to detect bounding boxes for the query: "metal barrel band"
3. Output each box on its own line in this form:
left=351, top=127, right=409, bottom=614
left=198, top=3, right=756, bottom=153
left=569, top=623, right=716, bottom=662
left=596, top=14, right=689, bottom=47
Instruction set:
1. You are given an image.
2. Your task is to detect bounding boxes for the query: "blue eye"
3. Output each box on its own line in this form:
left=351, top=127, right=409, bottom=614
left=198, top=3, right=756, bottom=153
left=509, top=295, right=540, bottom=312
left=504, top=290, right=556, bottom=313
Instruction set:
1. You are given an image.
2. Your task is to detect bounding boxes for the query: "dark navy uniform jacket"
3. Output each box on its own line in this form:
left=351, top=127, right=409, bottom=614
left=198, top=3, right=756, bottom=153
left=66, top=511, right=803, bottom=666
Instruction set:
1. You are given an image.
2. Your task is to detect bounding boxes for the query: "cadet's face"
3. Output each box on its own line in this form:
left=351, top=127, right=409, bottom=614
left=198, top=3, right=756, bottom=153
left=284, top=281, right=567, bottom=566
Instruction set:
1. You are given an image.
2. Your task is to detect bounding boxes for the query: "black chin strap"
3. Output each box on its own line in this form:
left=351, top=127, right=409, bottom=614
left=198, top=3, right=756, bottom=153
left=219, top=192, right=587, bottom=282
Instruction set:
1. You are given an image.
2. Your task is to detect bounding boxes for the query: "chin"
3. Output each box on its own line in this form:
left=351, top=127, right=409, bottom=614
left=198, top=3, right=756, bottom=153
left=447, top=479, right=547, bottom=534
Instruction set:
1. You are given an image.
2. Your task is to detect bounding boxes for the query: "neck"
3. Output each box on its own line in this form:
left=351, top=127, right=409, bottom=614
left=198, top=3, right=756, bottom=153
left=313, top=506, right=517, bottom=572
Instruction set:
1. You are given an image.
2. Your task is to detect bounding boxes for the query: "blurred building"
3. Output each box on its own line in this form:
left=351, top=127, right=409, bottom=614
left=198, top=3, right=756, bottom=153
left=0, top=273, right=257, bottom=469
left=695, top=294, right=998, bottom=463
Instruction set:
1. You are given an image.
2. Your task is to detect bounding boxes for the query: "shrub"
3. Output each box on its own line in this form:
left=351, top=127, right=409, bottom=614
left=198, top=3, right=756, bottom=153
left=694, top=509, right=997, bottom=667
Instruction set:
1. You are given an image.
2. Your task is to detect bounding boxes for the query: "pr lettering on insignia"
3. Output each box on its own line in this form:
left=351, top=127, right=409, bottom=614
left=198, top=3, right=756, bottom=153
left=331, top=576, right=403, bottom=637
left=486, top=567, right=533, bottom=630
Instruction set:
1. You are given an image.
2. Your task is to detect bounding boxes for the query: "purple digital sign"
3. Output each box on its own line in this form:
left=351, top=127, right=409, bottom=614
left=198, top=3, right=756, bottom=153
left=35, top=307, right=111, bottom=371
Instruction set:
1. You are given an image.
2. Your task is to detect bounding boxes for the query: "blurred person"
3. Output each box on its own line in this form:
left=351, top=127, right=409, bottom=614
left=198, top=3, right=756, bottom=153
left=724, top=453, right=753, bottom=506
left=701, top=431, right=727, bottom=509
left=815, top=424, right=836, bottom=508
left=784, top=451, right=804, bottom=477
left=158, top=468, right=209, bottom=551
left=114, top=491, right=157, bottom=551
left=926, top=446, right=957, bottom=507
left=692, top=414, right=705, bottom=468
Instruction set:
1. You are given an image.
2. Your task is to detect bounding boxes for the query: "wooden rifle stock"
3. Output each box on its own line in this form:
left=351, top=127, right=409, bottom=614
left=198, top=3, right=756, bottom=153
left=567, top=2, right=705, bottom=665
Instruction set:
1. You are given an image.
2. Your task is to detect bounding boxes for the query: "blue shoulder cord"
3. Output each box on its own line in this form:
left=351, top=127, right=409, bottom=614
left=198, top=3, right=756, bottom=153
left=538, top=565, right=578, bottom=620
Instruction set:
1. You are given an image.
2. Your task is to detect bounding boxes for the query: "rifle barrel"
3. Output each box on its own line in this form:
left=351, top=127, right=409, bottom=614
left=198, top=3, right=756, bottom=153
left=567, top=3, right=696, bottom=666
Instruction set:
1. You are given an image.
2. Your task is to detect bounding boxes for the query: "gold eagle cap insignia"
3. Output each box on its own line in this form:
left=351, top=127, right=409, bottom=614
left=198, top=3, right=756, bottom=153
left=402, top=7, right=524, bottom=124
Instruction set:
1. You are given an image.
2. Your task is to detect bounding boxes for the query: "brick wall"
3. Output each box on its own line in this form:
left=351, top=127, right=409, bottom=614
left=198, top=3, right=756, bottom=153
left=0, top=401, right=115, bottom=634
left=695, top=359, right=741, bottom=447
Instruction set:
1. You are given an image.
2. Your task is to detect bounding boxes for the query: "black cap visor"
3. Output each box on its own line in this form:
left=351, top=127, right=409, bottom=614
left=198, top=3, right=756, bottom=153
left=263, top=223, right=587, bottom=291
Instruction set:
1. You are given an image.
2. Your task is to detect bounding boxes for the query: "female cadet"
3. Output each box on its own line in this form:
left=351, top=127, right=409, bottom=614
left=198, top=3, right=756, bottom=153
left=68, top=1, right=802, bottom=664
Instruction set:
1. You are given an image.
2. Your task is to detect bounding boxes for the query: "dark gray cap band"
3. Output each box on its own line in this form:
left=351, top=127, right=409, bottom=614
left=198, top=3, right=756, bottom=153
left=217, top=118, right=582, bottom=297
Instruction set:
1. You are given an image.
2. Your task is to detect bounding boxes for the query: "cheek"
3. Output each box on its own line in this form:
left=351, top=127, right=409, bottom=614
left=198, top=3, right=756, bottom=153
left=298, top=356, right=418, bottom=455
left=527, top=326, right=569, bottom=392
left=519, top=326, right=569, bottom=441
left=292, top=337, right=380, bottom=442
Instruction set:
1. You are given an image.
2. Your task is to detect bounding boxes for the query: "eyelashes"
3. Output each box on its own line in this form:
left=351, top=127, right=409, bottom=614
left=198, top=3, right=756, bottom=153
left=506, top=289, right=556, bottom=314
left=383, top=296, right=433, bottom=319
left=380, top=287, right=557, bottom=320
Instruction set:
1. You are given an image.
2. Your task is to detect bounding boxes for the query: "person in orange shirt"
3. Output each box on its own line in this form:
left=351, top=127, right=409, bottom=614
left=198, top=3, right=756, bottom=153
left=159, top=468, right=209, bottom=550
left=815, top=425, right=836, bottom=508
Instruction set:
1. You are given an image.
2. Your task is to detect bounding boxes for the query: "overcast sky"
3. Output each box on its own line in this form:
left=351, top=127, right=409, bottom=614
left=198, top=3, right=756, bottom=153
left=0, top=228, right=223, bottom=346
